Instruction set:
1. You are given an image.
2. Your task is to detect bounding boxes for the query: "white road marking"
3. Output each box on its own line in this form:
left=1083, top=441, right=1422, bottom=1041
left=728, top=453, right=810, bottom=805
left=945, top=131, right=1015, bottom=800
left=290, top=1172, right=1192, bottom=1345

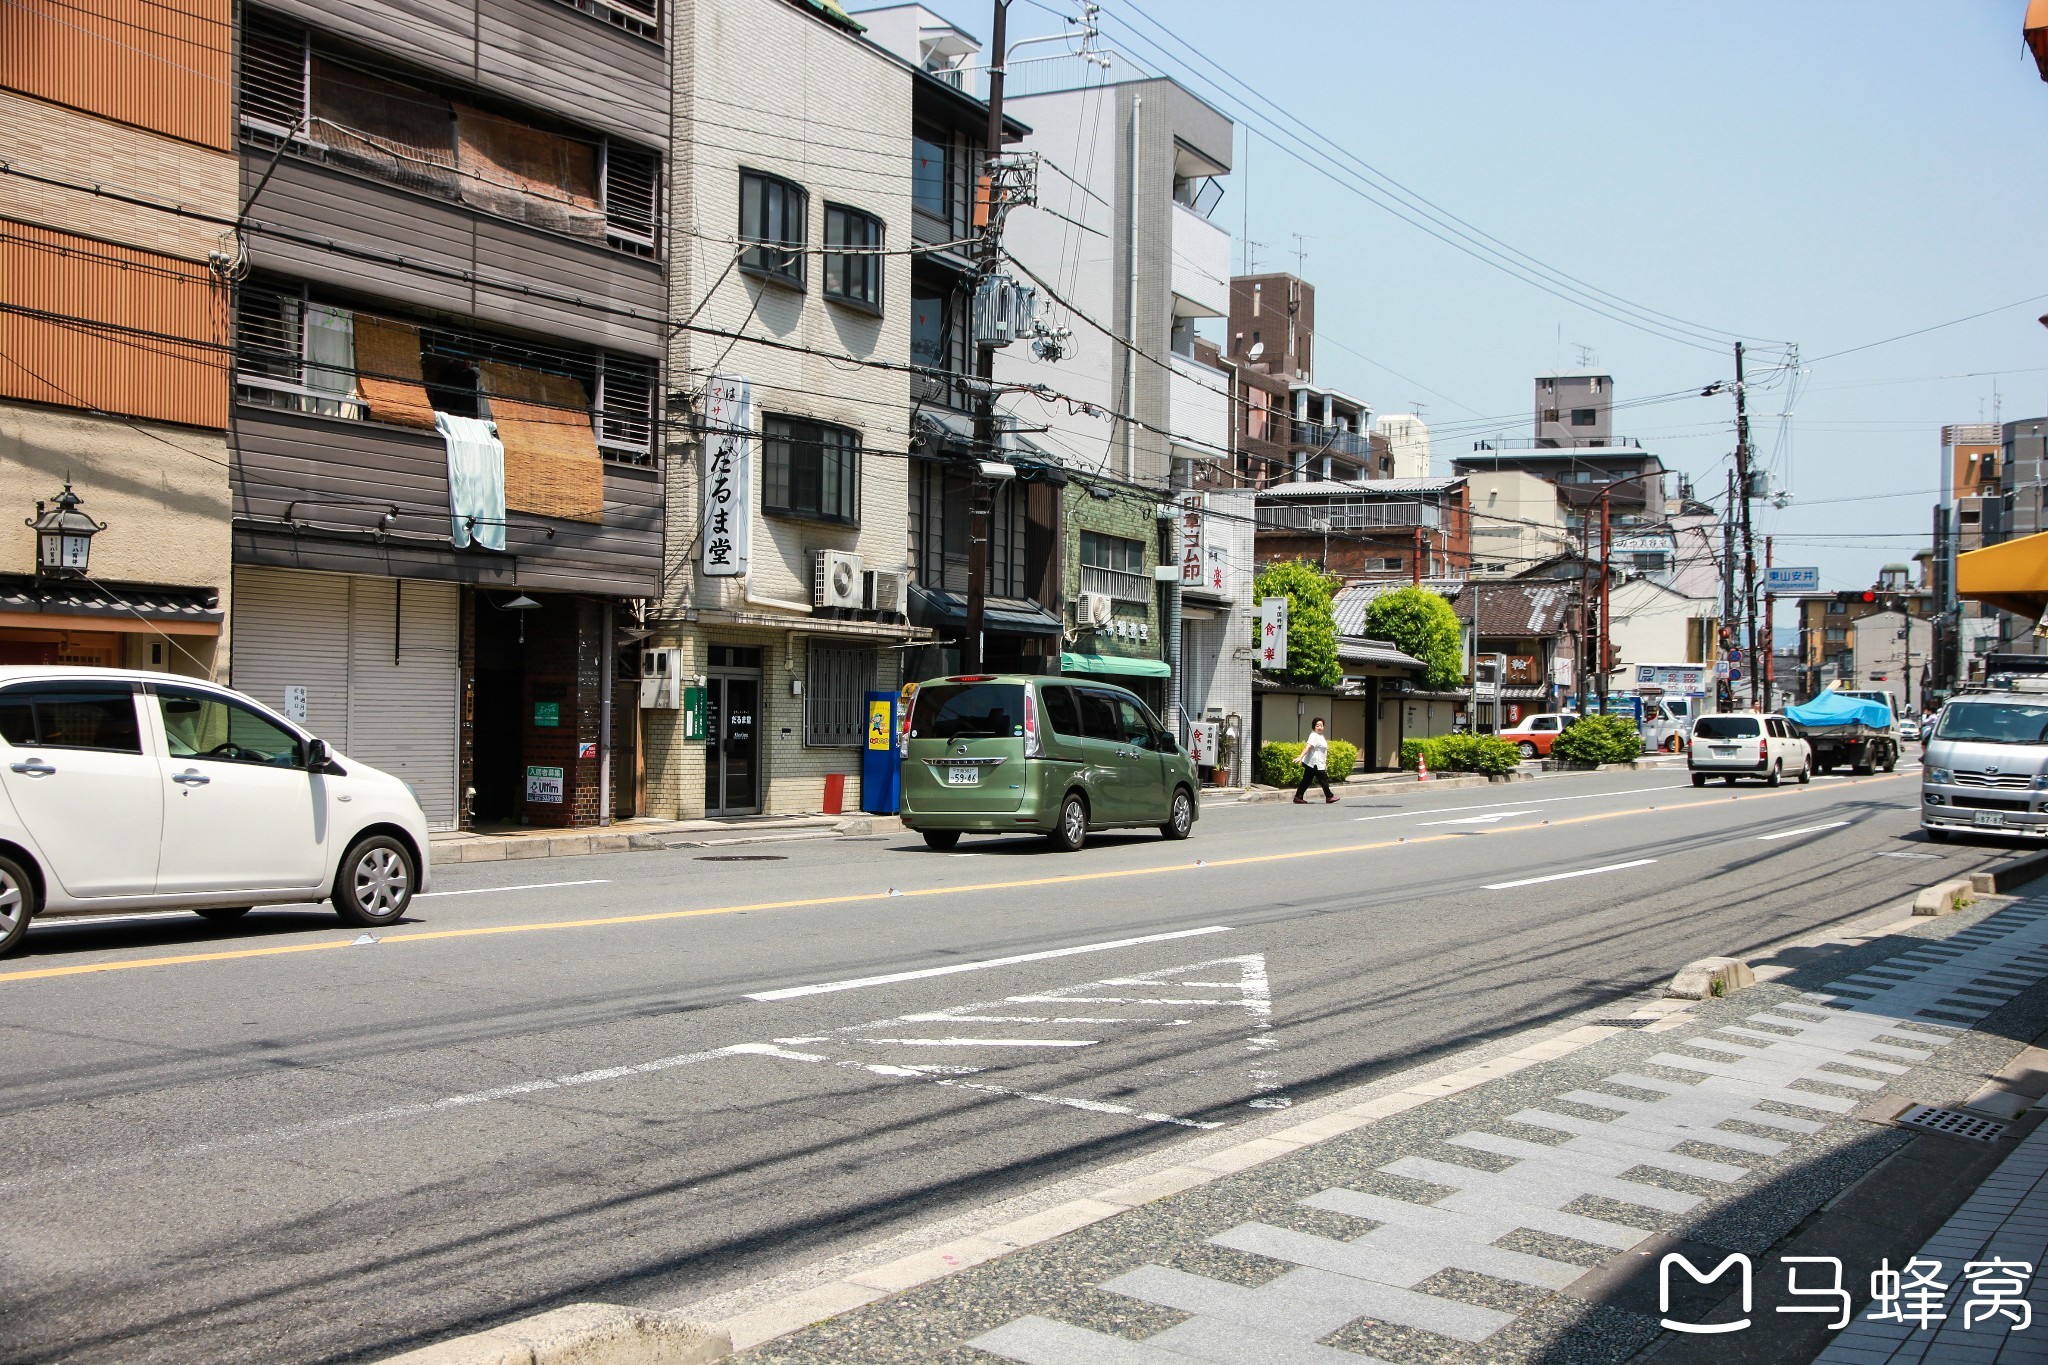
left=1417, top=809, right=1540, bottom=827
left=843, top=1037, right=1099, bottom=1048
left=1484, top=859, right=1657, bottom=891
left=744, top=925, right=1233, bottom=1001
left=418, top=879, right=611, bottom=898
left=1880, top=852, right=1943, bottom=860
left=1757, top=822, right=1851, bottom=842
left=1354, top=786, right=1686, bottom=823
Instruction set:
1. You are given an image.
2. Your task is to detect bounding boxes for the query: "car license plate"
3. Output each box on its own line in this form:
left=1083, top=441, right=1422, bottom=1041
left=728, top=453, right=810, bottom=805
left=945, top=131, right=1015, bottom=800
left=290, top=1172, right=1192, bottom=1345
left=1711, top=745, right=1736, bottom=756
left=945, top=766, right=979, bottom=786
left=1975, top=810, right=2008, bottom=828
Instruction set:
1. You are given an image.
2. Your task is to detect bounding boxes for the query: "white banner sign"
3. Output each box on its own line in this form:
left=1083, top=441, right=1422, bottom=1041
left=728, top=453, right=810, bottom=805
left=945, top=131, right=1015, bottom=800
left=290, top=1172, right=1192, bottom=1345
left=1260, top=596, right=1289, bottom=671
left=700, top=375, right=752, bottom=577
left=1179, top=491, right=1207, bottom=588
left=1187, top=720, right=1220, bottom=767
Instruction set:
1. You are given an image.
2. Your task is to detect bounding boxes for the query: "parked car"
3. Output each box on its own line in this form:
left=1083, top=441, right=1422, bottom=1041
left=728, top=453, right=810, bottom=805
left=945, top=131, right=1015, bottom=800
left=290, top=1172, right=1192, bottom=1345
left=1921, top=685, right=2048, bottom=843
left=0, top=667, right=431, bottom=955
left=1640, top=697, right=1692, bottom=753
left=1687, top=712, right=1812, bottom=787
left=1496, top=712, right=1578, bottom=760
left=898, top=675, right=1199, bottom=852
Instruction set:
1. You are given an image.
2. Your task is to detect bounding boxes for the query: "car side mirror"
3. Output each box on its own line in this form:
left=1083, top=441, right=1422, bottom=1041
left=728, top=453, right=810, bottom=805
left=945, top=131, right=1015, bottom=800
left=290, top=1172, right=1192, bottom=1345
left=305, top=737, right=330, bottom=771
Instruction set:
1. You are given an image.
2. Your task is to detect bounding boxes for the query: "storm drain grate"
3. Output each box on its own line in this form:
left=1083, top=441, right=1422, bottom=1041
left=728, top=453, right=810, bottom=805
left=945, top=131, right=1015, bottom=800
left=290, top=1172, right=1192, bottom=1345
left=1896, top=1104, right=2008, bottom=1142
left=695, top=854, right=788, bottom=862
left=1590, top=1018, right=1657, bottom=1029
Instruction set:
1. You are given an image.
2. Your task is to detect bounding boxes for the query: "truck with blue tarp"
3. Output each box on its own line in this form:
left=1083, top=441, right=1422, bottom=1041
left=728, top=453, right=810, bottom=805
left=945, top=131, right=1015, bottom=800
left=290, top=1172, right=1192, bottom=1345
left=1784, top=689, right=1900, bottom=775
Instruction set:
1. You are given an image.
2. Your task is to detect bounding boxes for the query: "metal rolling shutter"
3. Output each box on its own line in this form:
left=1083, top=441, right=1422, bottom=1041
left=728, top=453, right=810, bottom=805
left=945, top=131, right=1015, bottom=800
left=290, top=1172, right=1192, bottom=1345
left=230, top=568, right=460, bottom=830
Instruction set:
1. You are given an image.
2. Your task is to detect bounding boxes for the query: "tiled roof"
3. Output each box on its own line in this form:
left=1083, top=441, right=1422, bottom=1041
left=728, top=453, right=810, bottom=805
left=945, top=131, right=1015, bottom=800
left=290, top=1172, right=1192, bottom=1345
left=1330, top=579, right=1467, bottom=636
left=0, top=575, right=222, bottom=625
left=1452, top=581, right=1575, bottom=637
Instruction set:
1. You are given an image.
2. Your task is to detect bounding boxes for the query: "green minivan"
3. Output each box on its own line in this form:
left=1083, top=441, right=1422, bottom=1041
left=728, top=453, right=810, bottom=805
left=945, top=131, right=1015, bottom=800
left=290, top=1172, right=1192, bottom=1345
left=898, top=674, right=1200, bottom=852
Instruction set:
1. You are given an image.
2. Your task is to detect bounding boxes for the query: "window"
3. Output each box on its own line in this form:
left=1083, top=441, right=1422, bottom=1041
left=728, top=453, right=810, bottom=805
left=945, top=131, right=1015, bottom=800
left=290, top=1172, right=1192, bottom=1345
left=1080, top=531, right=1148, bottom=603
left=739, top=170, right=806, bottom=286
left=1076, top=690, right=1121, bottom=742
left=911, top=683, right=1025, bottom=740
left=1116, top=697, right=1160, bottom=750
left=156, top=688, right=304, bottom=767
left=602, top=142, right=661, bottom=253
left=1571, top=408, right=1598, bottom=426
left=0, top=684, right=142, bottom=753
left=1826, top=627, right=1848, bottom=644
left=763, top=415, right=859, bottom=524
left=1040, top=685, right=1081, bottom=738
left=1827, top=600, right=1846, bottom=615
left=1694, top=716, right=1761, bottom=739
left=1542, top=408, right=1560, bottom=423
left=805, top=644, right=875, bottom=747
left=823, top=204, right=883, bottom=311
left=912, top=134, right=950, bottom=221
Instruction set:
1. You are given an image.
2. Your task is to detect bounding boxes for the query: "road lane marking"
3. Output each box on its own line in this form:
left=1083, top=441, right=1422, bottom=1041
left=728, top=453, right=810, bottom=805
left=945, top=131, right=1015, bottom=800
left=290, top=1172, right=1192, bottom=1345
left=0, top=774, right=1914, bottom=987
left=1356, top=786, right=1686, bottom=822
left=841, top=1036, right=1098, bottom=1048
left=418, top=879, right=612, bottom=898
left=1484, top=859, right=1657, bottom=891
left=1757, top=822, right=1851, bottom=842
left=1418, top=810, right=1540, bottom=827
left=744, top=925, right=1233, bottom=1001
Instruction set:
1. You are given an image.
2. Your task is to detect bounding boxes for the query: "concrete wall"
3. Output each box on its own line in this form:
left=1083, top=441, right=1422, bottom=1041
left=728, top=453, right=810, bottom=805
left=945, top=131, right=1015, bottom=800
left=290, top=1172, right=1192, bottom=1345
left=1467, top=469, right=1568, bottom=577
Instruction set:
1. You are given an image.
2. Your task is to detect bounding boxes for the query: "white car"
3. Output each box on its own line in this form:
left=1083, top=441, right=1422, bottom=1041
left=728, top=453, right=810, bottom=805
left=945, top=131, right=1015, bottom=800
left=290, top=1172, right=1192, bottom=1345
left=0, top=667, right=430, bottom=955
left=1688, top=712, right=1812, bottom=787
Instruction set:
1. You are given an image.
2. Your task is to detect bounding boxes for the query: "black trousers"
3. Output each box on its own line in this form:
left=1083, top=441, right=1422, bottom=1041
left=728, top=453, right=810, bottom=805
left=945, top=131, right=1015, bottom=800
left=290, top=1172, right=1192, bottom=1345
left=1295, top=765, right=1333, bottom=800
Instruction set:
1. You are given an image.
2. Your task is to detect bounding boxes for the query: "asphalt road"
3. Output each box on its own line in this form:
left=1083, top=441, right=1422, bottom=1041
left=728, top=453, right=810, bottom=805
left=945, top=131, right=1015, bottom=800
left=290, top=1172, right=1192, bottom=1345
left=0, top=762, right=2029, bottom=1363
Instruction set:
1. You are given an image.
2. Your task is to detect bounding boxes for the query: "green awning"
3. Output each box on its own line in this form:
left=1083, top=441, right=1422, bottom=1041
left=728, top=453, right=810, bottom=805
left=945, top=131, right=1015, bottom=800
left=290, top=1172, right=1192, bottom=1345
left=1061, top=651, right=1172, bottom=678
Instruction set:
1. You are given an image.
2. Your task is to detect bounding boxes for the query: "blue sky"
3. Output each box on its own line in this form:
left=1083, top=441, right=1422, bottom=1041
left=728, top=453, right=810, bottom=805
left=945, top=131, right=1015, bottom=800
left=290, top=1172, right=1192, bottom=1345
left=901, top=0, right=2048, bottom=591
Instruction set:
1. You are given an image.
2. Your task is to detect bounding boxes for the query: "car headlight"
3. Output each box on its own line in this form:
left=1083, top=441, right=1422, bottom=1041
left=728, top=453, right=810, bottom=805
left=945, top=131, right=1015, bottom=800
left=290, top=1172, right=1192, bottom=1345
left=1928, top=768, right=1954, bottom=785
left=2032, top=775, right=2048, bottom=791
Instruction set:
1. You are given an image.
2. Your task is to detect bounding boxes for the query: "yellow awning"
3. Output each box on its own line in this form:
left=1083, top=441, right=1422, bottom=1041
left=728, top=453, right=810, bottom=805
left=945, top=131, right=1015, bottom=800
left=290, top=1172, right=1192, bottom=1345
left=1958, top=530, right=2048, bottom=616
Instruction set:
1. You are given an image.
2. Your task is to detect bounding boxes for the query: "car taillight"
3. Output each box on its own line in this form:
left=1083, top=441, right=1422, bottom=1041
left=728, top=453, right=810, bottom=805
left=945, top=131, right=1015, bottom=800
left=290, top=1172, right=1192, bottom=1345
left=898, top=683, right=917, bottom=758
left=1023, top=687, right=1043, bottom=758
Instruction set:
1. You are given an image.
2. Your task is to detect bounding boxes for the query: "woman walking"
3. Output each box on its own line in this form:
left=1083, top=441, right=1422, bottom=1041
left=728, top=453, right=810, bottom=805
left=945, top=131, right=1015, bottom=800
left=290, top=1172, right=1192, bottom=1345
left=1294, top=717, right=1337, bottom=804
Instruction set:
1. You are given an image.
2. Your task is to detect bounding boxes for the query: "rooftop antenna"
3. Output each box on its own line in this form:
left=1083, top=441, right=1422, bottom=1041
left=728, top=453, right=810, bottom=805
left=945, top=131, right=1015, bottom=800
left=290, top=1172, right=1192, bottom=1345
left=1572, top=343, right=1596, bottom=369
left=1243, top=237, right=1267, bottom=274
left=1290, top=232, right=1314, bottom=276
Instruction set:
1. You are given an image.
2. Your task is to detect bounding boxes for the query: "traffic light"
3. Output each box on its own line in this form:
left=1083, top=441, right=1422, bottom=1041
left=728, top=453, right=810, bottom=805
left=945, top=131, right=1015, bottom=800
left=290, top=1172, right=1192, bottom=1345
left=1861, top=591, right=1877, bottom=604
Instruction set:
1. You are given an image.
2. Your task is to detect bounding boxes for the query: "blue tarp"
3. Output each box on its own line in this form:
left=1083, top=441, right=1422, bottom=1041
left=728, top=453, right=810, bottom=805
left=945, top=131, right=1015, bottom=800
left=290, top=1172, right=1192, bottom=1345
left=1785, top=691, right=1893, bottom=730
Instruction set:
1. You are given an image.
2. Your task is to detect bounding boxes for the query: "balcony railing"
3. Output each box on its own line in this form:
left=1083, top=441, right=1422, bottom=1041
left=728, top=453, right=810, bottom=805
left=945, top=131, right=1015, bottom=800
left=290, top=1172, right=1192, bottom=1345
left=1294, top=422, right=1372, bottom=458
left=1081, top=564, right=1151, bottom=604
left=1470, top=436, right=1644, bottom=451
left=1257, top=500, right=1439, bottom=533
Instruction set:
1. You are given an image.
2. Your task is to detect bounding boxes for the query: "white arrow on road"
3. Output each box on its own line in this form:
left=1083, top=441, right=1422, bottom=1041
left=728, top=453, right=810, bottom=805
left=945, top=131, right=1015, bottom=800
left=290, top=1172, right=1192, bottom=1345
left=1416, top=809, right=1541, bottom=827
left=1756, top=821, right=1850, bottom=842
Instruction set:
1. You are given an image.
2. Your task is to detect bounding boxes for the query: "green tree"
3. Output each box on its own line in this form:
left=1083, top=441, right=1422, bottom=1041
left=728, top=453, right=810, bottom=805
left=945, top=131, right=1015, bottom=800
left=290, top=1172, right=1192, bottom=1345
left=1253, top=560, right=1341, bottom=689
left=1361, top=586, right=1464, bottom=690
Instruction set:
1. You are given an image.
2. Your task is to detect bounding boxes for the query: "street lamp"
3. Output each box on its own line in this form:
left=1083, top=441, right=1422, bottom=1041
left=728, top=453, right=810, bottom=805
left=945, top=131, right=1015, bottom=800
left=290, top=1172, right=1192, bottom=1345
left=26, top=483, right=104, bottom=581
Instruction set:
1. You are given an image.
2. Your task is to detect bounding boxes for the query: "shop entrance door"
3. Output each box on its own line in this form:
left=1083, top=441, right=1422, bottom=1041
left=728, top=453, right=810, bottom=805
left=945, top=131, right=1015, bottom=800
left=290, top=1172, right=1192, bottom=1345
left=704, top=651, right=762, bottom=815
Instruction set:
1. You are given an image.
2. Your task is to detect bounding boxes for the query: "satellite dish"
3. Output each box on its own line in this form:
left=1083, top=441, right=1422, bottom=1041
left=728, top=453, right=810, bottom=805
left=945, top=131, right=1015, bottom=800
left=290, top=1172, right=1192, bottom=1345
left=1246, top=341, right=1265, bottom=361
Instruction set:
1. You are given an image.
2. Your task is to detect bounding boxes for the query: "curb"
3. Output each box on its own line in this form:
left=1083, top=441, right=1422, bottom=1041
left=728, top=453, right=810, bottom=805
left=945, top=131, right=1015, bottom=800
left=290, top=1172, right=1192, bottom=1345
left=377, top=1303, right=730, bottom=1365
left=1666, top=955, right=1756, bottom=1000
left=434, top=817, right=902, bottom=863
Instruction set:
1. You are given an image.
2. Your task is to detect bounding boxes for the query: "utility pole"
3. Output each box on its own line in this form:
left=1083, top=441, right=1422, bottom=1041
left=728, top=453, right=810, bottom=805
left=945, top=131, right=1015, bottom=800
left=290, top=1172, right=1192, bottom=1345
left=1412, top=524, right=1423, bottom=585
left=1733, top=342, right=1761, bottom=709
left=1764, top=535, right=1775, bottom=708
left=1596, top=491, right=1612, bottom=713
left=962, top=0, right=1010, bottom=674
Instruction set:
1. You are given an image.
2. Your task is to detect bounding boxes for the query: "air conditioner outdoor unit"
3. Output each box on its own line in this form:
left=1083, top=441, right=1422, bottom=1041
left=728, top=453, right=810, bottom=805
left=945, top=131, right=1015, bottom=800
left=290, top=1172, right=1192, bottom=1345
left=865, top=567, right=906, bottom=615
left=814, top=549, right=865, bottom=609
left=1076, top=592, right=1113, bottom=628
left=639, top=645, right=681, bottom=709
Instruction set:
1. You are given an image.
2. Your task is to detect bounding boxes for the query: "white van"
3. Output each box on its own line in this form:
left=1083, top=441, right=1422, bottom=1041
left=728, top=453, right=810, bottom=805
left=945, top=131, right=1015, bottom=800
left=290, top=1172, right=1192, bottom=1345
left=0, top=667, right=432, bottom=954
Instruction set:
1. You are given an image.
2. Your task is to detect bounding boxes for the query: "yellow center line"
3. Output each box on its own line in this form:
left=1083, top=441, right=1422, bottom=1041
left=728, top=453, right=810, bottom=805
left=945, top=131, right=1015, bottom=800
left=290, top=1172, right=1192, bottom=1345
left=0, top=772, right=1908, bottom=985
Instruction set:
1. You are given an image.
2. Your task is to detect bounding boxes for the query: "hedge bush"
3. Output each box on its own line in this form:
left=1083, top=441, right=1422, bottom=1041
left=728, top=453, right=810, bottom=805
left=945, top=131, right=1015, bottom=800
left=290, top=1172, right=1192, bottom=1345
left=1399, top=733, right=1522, bottom=776
left=1550, top=713, right=1644, bottom=765
left=1258, top=738, right=1359, bottom=787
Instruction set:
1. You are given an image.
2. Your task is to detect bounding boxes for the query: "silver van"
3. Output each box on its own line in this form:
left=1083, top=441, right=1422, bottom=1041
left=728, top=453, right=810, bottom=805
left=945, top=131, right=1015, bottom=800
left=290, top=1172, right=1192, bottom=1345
left=1921, top=687, right=2048, bottom=842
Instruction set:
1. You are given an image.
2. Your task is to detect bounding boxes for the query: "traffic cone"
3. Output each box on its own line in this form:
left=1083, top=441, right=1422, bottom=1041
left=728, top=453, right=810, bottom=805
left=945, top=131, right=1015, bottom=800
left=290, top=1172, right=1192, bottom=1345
left=1418, top=753, right=1430, bottom=783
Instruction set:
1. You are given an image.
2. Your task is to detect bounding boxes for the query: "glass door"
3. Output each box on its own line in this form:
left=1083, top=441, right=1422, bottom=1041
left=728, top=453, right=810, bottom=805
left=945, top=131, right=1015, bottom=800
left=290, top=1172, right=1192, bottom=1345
left=703, top=673, right=761, bottom=815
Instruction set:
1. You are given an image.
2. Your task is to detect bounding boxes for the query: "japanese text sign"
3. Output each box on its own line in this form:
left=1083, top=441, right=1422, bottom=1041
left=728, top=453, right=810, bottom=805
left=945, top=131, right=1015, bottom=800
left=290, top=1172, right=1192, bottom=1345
left=1260, top=596, right=1289, bottom=671
left=700, top=375, right=752, bottom=578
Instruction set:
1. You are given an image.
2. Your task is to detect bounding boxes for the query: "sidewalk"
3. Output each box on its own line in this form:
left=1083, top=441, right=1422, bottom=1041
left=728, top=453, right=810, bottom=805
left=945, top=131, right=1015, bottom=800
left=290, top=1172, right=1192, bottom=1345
left=700, top=890, right=2048, bottom=1364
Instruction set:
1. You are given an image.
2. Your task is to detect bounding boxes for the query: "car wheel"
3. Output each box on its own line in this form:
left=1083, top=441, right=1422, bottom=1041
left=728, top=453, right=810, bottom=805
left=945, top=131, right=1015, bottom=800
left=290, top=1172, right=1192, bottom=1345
left=195, top=906, right=252, bottom=922
left=1925, top=828, right=1951, bottom=844
left=1049, top=793, right=1087, bottom=853
left=332, top=833, right=415, bottom=928
left=0, top=854, right=35, bottom=957
left=1723, top=776, right=1736, bottom=786
left=1766, top=762, right=1782, bottom=788
left=1798, top=763, right=1812, bottom=785
left=1517, top=741, right=1537, bottom=760
left=1159, top=787, right=1194, bottom=840
left=1691, top=773, right=1708, bottom=788
left=1882, top=747, right=1897, bottom=773
left=1665, top=734, right=1684, bottom=753
left=921, top=830, right=961, bottom=851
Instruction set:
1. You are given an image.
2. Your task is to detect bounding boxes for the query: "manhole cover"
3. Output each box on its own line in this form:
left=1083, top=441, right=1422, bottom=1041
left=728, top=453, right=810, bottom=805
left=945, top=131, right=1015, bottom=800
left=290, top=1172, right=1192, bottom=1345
left=1896, top=1103, right=2008, bottom=1142
left=1590, top=1018, right=1656, bottom=1029
left=696, top=854, right=788, bottom=862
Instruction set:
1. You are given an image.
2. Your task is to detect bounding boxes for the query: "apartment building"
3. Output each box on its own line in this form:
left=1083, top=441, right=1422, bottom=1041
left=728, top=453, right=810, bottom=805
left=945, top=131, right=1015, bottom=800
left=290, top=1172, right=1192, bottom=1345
left=0, top=0, right=236, bottom=675
left=1254, top=477, right=1472, bottom=581
left=1465, top=470, right=1574, bottom=578
left=1937, top=422, right=2002, bottom=684
left=646, top=0, right=921, bottom=819
left=226, top=0, right=670, bottom=830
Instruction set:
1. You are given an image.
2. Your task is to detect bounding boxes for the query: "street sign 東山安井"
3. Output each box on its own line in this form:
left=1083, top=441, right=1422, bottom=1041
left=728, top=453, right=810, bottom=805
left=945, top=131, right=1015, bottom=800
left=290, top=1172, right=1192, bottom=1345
left=1764, top=566, right=1820, bottom=593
